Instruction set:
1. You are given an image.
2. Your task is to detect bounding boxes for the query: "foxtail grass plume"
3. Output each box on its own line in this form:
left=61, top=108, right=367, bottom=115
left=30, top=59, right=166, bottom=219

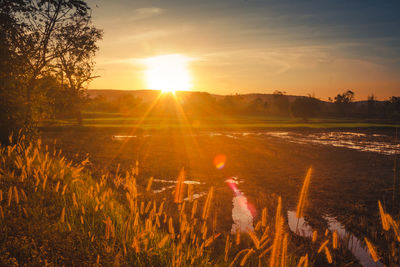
left=146, top=176, right=153, bottom=192
left=60, top=207, right=65, bottom=223
left=13, top=186, right=19, bottom=204
left=296, top=167, right=312, bottom=219
left=174, top=169, right=185, bottom=203
left=297, top=254, right=309, bottom=267
left=202, top=186, right=214, bottom=220
left=205, top=233, right=221, bottom=247
left=229, top=249, right=250, bottom=267
left=187, top=184, right=193, bottom=202
left=7, top=187, right=12, bottom=206
left=261, top=208, right=267, bottom=227
left=270, top=216, right=284, bottom=267
left=317, top=239, right=329, bottom=254
left=281, top=233, right=288, bottom=267
left=386, top=214, right=400, bottom=241
left=168, top=217, right=175, bottom=238
left=158, top=234, right=169, bottom=248
left=364, top=237, right=379, bottom=262
left=324, top=247, right=332, bottom=263
left=191, top=199, right=198, bottom=219
left=332, top=231, right=338, bottom=249
left=240, top=248, right=254, bottom=266
left=236, top=229, right=241, bottom=245
left=248, top=230, right=260, bottom=249
left=224, top=235, right=230, bottom=262
left=378, top=201, right=389, bottom=230
left=312, top=230, right=317, bottom=243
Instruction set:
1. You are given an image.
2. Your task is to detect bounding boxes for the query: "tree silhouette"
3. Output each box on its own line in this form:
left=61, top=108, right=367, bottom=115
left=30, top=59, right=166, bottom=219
left=55, top=13, right=102, bottom=124
left=333, top=90, right=355, bottom=116
left=4, top=0, right=99, bottom=120
left=0, top=1, right=30, bottom=142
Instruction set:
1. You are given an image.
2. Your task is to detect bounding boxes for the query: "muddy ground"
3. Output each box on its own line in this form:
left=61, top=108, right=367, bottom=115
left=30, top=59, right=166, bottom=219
left=40, top=127, right=399, bottom=265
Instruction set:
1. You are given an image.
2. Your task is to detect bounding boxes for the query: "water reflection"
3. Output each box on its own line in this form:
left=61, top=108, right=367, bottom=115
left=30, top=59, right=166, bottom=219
left=287, top=211, right=383, bottom=267
left=152, top=179, right=206, bottom=202
left=153, top=178, right=203, bottom=185
left=112, top=135, right=137, bottom=140
left=153, top=185, right=175, bottom=194
left=324, top=216, right=383, bottom=267
left=112, top=135, right=151, bottom=140
left=266, top=131, right=400, bottom=155
left=287, top=210, right=313, bottom=238
left=226, top=177, right=254, bottom=233
left=113, top=131, right=399, bottom=155
left=184, top=192, right=207, bottom=201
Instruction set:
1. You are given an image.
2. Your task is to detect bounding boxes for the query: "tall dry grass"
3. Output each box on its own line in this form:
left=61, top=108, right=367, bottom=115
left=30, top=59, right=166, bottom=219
left=0, top=133, right=399, bottom=266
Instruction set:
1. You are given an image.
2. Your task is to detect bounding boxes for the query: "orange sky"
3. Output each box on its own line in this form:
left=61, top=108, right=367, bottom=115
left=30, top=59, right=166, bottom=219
left=87, top=0, right=400, bottom=100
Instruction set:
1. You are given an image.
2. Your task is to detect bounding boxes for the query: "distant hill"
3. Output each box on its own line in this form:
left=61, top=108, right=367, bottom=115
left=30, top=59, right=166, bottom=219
left=86, top=89, right=326, bottom=104
left=86, top=89, right=161, bottom=101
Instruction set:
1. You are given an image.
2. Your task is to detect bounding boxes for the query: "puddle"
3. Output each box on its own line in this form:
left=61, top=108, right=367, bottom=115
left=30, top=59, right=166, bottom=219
left=153, top=178, right=203, bottom=185
left=112, top=135, right=137, bottom=140
left=153, top=185, right=175, bottom=194
left=287, top=211, right=313, bottom=238
left=153, top=181, right=206, bottom=201
left=226, top=177, right=254, bottom=233
left=324, top=216, right=383, bottom=267
left=184, top=192, right=207, bottom=201
left=266, top=131, right=400, bottom=155
left=112, top=135, right=151, bottom=140
left=287, top=211, right=383, bottom=267
left=209, top=132, right=224, bottom=137
left=112, top=131, right=399, bottom=156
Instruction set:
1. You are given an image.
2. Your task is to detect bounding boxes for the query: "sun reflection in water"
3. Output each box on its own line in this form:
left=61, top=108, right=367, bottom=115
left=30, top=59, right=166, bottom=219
left=225, top=177, right=255, bottom=232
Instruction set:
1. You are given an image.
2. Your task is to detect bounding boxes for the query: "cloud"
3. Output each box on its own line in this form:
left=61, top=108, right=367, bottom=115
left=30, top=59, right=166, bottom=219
left=135, top=7, right=163, bottom=15
left=132, top=7, right=163, bottom=20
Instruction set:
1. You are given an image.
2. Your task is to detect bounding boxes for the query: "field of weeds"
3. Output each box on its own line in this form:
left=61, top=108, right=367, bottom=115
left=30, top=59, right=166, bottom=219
left=1, top=133, right=400, bottom=266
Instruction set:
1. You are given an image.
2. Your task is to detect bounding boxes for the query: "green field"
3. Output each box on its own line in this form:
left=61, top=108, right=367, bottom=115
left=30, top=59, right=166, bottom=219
left=39, top=112, right=400, bottom=129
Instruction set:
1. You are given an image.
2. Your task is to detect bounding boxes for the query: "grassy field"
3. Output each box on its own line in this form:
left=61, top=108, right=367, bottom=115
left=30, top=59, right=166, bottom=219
left=2, top=130, right=400, bottom=266
left=2, top=132, right=399, bottom=266
left=33, top=124, right=400, bottom=265
left=4, top=109, right=400, bottom=265
left=39, top=112, right=400, bottom=129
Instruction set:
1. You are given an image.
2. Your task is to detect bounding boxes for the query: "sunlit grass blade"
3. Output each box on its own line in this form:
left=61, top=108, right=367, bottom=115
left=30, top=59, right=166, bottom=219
left=296, top=167, right=312, bottom=219
left=364, top=237, right=379, bottom=262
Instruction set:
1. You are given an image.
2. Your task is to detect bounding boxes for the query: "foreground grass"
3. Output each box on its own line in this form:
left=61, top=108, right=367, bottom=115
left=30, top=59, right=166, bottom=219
left=0, top=134, right=399, bottom=266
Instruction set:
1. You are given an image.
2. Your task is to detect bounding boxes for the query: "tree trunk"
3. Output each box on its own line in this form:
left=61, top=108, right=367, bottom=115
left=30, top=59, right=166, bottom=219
left=75, top=92, right=82, bottom=125
left=25, top=76, right=36, bottom=123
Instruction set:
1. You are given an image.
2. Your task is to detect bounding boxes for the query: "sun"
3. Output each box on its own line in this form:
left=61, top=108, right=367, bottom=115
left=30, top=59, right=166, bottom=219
left=144, top=54, right=192, bottom=93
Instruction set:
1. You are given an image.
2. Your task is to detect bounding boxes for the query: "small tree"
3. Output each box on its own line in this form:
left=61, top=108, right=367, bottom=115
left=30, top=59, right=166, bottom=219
left=389, top=97, right=400, bottom=120
left=333, top=90, right=355, bottom=117
left=367, top=94, right=377, bottom=118
left=55, top=15, right=102, bottom=124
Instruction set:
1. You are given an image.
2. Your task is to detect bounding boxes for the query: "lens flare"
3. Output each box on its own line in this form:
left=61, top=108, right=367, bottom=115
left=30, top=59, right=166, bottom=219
left=213, top=154, right=226, bottom=170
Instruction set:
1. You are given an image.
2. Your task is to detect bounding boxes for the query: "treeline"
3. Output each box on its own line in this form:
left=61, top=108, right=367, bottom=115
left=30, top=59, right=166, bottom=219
left=85, top=90, right=400, bottom=121
left=0, top=0, right=102, bottom=142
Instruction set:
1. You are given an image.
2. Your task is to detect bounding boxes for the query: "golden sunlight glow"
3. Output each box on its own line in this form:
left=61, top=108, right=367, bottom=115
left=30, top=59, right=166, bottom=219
left=144, top=54, right=192, bottom=93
